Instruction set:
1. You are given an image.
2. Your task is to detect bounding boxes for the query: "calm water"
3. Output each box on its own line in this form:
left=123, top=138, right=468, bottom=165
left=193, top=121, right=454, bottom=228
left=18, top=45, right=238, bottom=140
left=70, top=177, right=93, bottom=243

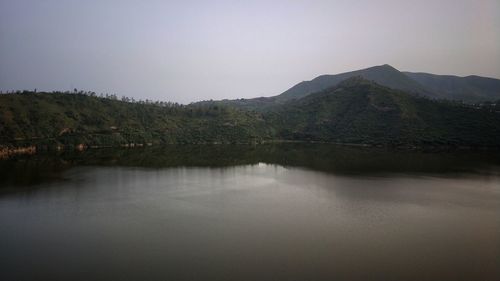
left=1, top=144, right=499, bottom=281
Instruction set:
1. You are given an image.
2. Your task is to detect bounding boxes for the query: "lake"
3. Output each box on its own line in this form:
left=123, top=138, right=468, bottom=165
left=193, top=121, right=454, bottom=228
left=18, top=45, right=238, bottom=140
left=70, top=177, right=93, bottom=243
left=1, top=144, right=499, bottom=281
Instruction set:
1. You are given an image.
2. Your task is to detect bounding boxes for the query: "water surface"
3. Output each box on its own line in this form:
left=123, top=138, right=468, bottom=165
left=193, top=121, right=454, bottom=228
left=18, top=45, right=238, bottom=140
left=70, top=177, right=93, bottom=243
left=1, top=145, right=499, bottom=281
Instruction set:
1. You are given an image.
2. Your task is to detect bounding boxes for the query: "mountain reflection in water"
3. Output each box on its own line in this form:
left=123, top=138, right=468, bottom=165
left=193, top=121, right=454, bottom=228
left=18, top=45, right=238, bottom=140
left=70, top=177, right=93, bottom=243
left=1, top=144, right=500, bottom=189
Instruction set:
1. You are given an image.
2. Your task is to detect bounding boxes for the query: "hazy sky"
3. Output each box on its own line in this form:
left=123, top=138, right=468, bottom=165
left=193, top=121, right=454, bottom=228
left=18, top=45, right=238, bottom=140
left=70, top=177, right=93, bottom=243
left=1, top=0, right=499, bottom=103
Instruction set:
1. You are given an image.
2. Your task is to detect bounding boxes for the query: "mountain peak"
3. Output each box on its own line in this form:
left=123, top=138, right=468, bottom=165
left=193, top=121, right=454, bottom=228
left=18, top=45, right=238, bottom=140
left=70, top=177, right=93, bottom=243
left=277, top=64, right=425, bottom=101
left=365, top=64, right=401, bottom=74
left=379, top=64, right=398, bottom=70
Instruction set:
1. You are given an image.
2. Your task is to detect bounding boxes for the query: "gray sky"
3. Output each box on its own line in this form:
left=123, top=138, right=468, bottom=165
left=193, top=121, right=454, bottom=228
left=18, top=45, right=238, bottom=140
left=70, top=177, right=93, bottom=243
left=1, top=0, right=499, bottom=103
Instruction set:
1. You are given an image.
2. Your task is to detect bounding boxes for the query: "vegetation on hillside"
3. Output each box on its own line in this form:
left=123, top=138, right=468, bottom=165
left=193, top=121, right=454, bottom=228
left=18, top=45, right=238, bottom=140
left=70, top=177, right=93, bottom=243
left=1, top=77, right=500, bottom=149
left=0, top=91, right=270, bottom=147
left=266, top=77, right=500, bottom=146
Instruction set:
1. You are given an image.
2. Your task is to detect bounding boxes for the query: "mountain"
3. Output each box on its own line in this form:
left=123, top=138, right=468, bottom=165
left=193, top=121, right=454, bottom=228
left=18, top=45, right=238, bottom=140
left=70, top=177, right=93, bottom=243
left=196, top=65, right=500, bottom=109
left=197, top=64, right=429, bottom=110
left=265, top=77, right=500, bottom=146
left=404, top=72, right=500, bottom=103
left=276, top=64, right=429, bottom=101
left=2, top=78, right=500, bottom=150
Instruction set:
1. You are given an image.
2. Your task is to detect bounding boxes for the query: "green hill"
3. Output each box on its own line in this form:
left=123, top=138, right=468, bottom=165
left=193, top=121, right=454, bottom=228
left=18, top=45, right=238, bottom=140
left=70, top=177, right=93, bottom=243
left=1, top=78, right=500, bottom=149
left=0, top=92, right=270, bottom=147
left=265, top=77, right=500, bottom=146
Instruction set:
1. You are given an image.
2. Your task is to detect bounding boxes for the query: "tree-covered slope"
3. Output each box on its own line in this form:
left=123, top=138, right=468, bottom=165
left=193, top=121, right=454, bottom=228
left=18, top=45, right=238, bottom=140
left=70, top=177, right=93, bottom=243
left=0, top=92, right=270, bottom=146
left=1, top=78, right=500, bottom=149
left=266, top=77, right=500, bottom=146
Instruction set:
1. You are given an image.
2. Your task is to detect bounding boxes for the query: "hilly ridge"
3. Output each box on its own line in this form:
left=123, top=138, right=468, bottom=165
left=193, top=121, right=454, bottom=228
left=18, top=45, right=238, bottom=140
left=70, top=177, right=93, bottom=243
left=276, top=64, right=429, bottom=101
left=197, top=64, right=500, bottom=109
left=404, top=72, right=500, bottom=102
left=1, top=77, right=500, bottom=150
left=266, top=77, right=500, bottom=146
left=0, top=92, right=270, bottom=147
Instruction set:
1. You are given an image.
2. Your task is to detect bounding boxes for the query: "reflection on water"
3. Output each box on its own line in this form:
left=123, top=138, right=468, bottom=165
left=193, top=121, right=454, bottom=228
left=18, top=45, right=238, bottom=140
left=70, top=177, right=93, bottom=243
left=0, top=144, right=499, bottom=281
left=1, top=144, right=500, bottom=189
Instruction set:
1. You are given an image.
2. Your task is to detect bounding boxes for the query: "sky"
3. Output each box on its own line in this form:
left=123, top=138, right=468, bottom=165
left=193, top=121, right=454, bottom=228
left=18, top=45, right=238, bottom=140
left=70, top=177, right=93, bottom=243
left=1, top=0, right=499, bottom=103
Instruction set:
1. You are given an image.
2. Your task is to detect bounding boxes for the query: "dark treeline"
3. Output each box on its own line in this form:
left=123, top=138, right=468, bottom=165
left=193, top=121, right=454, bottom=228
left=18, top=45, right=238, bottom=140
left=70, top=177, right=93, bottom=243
left=0, top=89, right=184, bottom=108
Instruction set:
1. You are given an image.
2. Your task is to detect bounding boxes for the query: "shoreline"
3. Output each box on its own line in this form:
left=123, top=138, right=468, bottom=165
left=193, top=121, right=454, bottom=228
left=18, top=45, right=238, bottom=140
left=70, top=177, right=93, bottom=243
left=2, top=141, right=500, bottom=159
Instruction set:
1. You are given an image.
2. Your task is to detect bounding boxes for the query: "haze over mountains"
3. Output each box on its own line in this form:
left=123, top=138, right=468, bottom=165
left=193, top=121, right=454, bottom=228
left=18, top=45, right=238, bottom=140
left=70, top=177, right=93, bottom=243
left=403, top=72, right=500, bottom=102
left=201, top=64, right=500, bottom=110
